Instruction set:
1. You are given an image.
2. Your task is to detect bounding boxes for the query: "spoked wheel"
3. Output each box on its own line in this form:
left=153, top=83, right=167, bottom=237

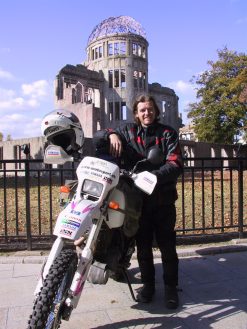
left=27, top=249, right=77, bottom=329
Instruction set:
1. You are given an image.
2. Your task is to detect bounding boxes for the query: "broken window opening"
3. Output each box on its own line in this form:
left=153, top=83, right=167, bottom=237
left=56, top=76, right=64, bottom=100
left=121, top=102, right=127, bottom=120
left=120, top=42, right=126, bottom=55
left=142, top=47, right=146, bottom=58
left=99, top=46, right=103, bottom=58
left=114, top=70, right=119, bottom=88
left=109, top=70, right=113, bottom=88
left=75, top=83, right=83, bottom=103
left=72, top=88, right=76, bottom=104
left=109, top=102, right=114, bottom=122
left=138, top=71, right=143, bottom=89
left=115, top=102, right=120, bottom=120
left=133, top=70, right=138, bottom=88
left=138, top=45, right=142, bottom=57
left=114, top=42, right=119, bottom=55
left=85, top=87, right=93, bottom=104
left=121, top=69, right=126, bottom=88
left=95, top=47, right=99, bottom=59
left=162, top=101, right=166, bottom=114
left=132, top=43, right=138, bottom=56
left=108, top=43, right=113, bottom=56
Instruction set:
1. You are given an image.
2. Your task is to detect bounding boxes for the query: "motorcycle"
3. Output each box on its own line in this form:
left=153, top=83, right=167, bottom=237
left=27, top=146, right=161, bottom=329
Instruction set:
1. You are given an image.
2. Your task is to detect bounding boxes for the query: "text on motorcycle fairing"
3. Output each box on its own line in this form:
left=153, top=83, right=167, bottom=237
left=81, top=165, right=116, bottom=179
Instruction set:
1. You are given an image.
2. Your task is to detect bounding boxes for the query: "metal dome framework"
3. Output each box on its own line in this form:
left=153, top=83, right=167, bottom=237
left=87, top=16, right=147, bottom=45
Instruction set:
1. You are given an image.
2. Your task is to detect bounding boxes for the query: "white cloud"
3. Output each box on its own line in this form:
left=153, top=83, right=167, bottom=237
left=0, top=113, right=25, bottom=133
left=168, top=80, right=196, bottom=95
left=165, top=80, right=198, bottom=125
left=0, top=88, right=26, bottom=110
left=0, top=68, right=14, bottom=80
left=0, top=88, right=16, bottom=99
left=5, top=113, right=25, bottom=121
left=0, top=78, right=53, bottom=138
left=24, top=117, right=43, bottom=137
left=22, top=80, right=49, bottom=98
left=0, top=89, right=27, bottom=111
left=0, top=79, right=51, bottom=113
left=27, top=98, right=39, bottom=107
left=0, top=113, right=42, bottom=139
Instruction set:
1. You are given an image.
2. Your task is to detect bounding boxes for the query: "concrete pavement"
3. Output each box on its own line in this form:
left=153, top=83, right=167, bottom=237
left=0, top=242, right=247, bottom=329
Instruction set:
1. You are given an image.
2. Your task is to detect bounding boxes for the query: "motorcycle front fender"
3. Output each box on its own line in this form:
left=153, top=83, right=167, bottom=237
left=34, top=236, right=64, bottom=296
left=53, top=199, right=101, bottom=240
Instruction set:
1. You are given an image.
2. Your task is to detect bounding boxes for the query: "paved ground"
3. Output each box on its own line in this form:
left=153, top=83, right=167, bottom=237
left=0, top=242, right=247, bottom=329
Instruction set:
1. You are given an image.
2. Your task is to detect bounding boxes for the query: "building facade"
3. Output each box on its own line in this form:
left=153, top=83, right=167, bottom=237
left=54, top=16, right=183, bottom=137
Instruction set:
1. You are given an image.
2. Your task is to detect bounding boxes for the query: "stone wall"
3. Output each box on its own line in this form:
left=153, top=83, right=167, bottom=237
left=1, top=136, right=246, bottom=174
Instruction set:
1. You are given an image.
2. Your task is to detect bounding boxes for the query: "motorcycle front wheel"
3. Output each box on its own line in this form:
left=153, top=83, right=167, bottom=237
left=27, top=249, right=77, bottom=329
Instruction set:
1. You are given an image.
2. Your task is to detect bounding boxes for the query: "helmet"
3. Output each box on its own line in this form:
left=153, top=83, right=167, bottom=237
left=41, top=109, right=84, bottom=157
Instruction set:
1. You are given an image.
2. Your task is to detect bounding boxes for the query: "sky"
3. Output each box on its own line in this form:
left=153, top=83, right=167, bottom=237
left=0, top=0, right=246, bottom=140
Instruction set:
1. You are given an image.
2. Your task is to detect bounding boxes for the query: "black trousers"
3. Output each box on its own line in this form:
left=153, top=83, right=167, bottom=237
left=136, top=202, right=179, bottom=287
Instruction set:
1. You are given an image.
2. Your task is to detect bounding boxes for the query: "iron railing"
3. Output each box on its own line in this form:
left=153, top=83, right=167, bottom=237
left=0, top=157, right=246, bottom=250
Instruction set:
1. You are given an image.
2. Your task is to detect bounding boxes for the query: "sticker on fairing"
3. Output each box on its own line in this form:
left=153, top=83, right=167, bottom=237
left=61, top=218, right=80, bottom=228
left=82, top=204, right=96, bottom=213
left=59, top=228, right=73, bottom=236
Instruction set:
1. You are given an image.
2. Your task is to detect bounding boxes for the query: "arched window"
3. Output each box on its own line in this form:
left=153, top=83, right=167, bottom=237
left=75, top=83, right=83, bottom=103
left=72, top=88, right=76, bottom=104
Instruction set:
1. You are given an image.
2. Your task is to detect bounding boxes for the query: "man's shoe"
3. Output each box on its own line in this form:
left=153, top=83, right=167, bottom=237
left=136, top=283, right=155, bottom=303
left=165, top=285, right=179, bottom=309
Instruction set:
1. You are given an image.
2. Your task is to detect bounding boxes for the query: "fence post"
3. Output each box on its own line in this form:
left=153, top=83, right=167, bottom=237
left=238, top=158, right=244, bottom=239
left=25, top=160, right=32, bottom=250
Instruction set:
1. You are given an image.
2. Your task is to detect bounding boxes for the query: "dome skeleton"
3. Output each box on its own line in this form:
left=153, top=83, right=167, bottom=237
left=87, top=16, right=147, bottom=45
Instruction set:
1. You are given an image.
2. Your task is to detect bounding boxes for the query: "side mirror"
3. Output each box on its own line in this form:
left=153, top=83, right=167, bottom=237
left=147, top=147, right=164, bottom=166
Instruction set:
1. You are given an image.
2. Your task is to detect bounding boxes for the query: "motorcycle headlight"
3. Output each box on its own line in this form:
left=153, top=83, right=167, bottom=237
left=82, top=179, right=103, bottom=197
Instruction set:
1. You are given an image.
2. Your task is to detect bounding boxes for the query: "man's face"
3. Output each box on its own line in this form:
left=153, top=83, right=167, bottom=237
left=135, top=101, right=156, bottom=127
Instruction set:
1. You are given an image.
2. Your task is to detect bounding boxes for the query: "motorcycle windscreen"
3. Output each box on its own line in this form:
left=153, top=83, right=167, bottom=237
left=76, top=156, right=120, bottom=201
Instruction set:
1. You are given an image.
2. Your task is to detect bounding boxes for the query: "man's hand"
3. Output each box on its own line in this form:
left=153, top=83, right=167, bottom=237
left=109, top=134, right=122, bottom=158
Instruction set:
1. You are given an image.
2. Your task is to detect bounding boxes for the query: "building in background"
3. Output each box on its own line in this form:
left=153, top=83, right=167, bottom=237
left=179, top=124, right=197, bottom=141
left=2, top=16, right=246, bottom=166
left=55, top=16, right=183, bottom=137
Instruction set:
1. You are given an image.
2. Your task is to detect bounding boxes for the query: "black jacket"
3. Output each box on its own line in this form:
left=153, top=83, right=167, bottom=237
left=94, top=122, right=183, bottom=205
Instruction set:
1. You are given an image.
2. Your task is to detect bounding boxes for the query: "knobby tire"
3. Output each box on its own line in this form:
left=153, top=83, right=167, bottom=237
left=27, top=249, right=77, bottom=329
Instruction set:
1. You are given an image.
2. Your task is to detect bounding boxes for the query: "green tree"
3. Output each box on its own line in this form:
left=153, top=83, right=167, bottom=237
left=188, top=47, right=247, bottom=144
left=0, top=132, right=3, bottom=141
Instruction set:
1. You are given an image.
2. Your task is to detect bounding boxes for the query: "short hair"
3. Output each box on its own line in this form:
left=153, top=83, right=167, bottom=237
left=132, top=94, right=160, bottom=124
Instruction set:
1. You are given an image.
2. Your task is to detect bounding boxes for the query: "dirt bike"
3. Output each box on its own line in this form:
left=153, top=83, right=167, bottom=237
left=27, top=147, right=161, bottom=329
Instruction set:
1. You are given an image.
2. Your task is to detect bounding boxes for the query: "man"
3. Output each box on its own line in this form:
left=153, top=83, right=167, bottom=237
left=94, top=94, right=183, bottom=309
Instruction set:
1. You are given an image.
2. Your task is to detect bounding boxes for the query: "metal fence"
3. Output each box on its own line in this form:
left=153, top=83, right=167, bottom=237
left=0, top=157, right=246, bottom=250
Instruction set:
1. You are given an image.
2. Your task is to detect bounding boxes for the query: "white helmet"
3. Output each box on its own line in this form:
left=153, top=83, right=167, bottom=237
left=41, top=109, right=84, bottom=157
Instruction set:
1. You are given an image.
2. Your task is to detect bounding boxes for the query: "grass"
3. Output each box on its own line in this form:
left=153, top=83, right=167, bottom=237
left=176, top=170, right=247, bottom=235
left=0, top=170, right=246, bottom=238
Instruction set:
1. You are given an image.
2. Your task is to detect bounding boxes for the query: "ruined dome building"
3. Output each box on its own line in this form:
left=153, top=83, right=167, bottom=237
left=55, top=16, right=183, bottom=137
left=1, top=16, right=244, bottom=169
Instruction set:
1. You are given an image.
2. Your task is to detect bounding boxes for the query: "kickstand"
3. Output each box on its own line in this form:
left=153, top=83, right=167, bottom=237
left=121, top=268, right=138, bottom=302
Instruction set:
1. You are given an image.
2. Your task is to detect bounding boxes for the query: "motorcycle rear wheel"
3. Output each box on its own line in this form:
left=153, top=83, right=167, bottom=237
left=27, top=249, right=77, bottom=329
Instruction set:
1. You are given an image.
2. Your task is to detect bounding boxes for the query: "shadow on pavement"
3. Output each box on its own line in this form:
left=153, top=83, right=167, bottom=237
left=91, top=251, right=247, bottom=329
